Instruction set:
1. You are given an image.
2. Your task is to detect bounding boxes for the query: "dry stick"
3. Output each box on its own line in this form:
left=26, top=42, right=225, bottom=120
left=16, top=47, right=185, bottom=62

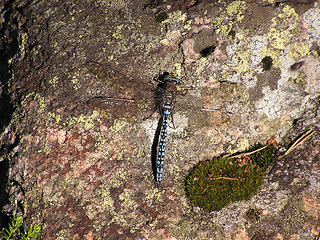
left=228, top=145, right=268, bottom=159
left=280, top=129, right=314, bottom=158
left=209, top=144, right=270, bottom=182
left=209, top=177, right=239, bottom=181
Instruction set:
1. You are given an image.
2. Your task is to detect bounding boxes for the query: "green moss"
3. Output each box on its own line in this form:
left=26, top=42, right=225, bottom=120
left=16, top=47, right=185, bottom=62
left=185, top=144, right=277, bottom=211
left=248, top=144, right=278, bottom=168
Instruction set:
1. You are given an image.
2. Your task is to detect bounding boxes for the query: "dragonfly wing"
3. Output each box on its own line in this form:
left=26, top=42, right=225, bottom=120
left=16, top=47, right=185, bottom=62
left=175, top=96, right=221, bottom=114
left=86, top=61, right=154, bottom=99
left=174, top=96, right=225, bottom=130
left=88, top=97, right=156, bottom=121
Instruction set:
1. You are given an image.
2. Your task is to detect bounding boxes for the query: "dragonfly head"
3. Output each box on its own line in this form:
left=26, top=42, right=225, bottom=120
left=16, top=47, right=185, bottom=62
left=163, top=73, right=181, bottom=84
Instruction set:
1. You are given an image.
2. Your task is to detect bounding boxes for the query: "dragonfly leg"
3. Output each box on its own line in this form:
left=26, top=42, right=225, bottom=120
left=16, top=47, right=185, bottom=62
left=169, top=111, right=177, bottom=129
left=142, top=104, right=159, bottom=121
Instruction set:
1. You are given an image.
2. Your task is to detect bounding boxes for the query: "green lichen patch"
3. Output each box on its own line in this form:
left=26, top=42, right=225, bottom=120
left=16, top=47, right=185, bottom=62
left=185, top=144, right=278, bottom=211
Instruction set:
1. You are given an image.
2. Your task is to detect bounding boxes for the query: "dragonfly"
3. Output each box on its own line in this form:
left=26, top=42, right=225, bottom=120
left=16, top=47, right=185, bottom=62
left=86, top=61, right=221, bottom=187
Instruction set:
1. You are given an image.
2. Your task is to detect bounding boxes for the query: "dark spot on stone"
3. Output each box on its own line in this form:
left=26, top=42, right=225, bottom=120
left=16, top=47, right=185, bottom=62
left=155, top=12, right=168, bottom=23
left=228, top=30, right=236, bottom=40
left=200, top=45, right=215, bottom=57
left=274, top=1, right=283, bottom=7
left=290, top=61, right=305, bottom=70
left=310, top=42, right=320, bottom=56
left=262, top=56, right=273, bottom=71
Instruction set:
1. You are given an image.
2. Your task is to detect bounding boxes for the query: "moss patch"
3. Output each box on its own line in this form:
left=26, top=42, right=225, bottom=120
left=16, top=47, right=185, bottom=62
left=185, top=144, right=278, bottom=211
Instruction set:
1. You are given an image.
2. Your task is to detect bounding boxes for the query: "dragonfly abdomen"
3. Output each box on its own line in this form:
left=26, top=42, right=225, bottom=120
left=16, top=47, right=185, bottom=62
left=155, top=100, right=172, bottom=187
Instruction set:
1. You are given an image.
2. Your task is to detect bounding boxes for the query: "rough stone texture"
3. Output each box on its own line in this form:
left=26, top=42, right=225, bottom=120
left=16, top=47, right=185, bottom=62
left=0, top=0, right=320, bottom=239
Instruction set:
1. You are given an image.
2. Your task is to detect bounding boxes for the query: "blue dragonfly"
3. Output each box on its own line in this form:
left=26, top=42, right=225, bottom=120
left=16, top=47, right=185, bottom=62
left=86, top=61, right=220, bottom=187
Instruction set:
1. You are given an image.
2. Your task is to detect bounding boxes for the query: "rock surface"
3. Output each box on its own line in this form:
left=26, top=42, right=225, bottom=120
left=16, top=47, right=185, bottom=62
left=1, top=0, right=320, bottom=239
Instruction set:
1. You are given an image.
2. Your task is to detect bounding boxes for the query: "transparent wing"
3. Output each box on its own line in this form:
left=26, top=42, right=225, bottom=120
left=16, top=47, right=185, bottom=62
left=87, top=96, right=156, bottom=121
left=173, top=92, right=229, bottom=130
left=86, top=61, right=154, bottom=99
left=86, top=61, right=157, bottom=120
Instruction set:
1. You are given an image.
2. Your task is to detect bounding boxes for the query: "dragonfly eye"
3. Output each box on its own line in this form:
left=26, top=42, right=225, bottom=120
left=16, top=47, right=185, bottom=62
left=164, top=74, right=181, bottom=84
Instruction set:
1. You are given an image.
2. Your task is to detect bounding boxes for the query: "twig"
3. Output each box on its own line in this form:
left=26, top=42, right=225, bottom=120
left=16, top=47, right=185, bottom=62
left=209, top=177, right=239, bottom=181
left=280, top=129, right=314, bottom=158
left=229, top=145, right=268, bottom=159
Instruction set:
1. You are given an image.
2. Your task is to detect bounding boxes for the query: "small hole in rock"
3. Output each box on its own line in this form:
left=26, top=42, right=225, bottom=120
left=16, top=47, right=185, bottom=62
left=200, top=45, right=215, bottom=57
left=261, top=56, right=273, bottom=71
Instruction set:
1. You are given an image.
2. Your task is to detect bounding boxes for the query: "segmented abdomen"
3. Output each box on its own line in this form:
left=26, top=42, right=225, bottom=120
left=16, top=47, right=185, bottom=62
left=155, top=100, right=172, bottom=187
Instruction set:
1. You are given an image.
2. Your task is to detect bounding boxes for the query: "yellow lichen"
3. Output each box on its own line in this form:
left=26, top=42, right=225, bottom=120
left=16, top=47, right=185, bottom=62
left=237, top=138, right=250, bottom=152
left=56, top=229, right=70, bottom=240
left=216, top=23, right=232, bottom=39
left=160, top=11, right=187, bottom=47
left=174, top=62, right=183, bottom=76
left=109, top=119, right=130, bottom=133
left=169, top=164, right=182, bottom=184
left=65, top=111, right=100, bottom=130
left=288, top=41, right=309, bottom=60
left=294, top=72, right=306, bottom=84
left=71, top=75, right=80, bottom=90
left=193, top=57, right=211, bottom=80
left=268, top=29, right=289, bottom=50
left=234, top=51, right=251, bottom=74
left=112, top=25, right=124, bottom=39
left=177, top=130, right=189, bottom=139
left=183, top=19, right=192, bottom=31
left=111, top=168, right=127, bottom=187
left=144, top=188, right=163, bottom=202
left=136, top=148, right=146, bottom=159
left=165, top=10, right=187, bottom=23
left=176, top=12, right=187, bottom=22
left=18, top=32, right=28, bottom=61
left=119, top=189, right=136, bottom=209
left=226, top=1, right=247, bottom=22
left=268, top=5, right=299, bottom=50
left=214, top=1, right=247, bottom=38
left=49, top=76, right=59, bottom=87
